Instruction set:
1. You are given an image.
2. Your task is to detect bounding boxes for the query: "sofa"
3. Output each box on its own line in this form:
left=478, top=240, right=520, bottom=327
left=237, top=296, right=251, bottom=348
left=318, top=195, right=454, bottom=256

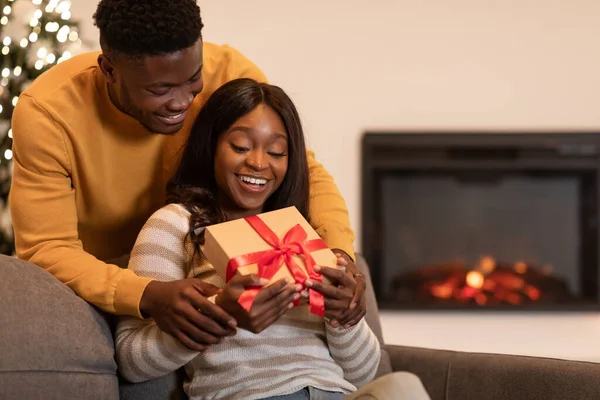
left=2, top=254, right=600, bottom=400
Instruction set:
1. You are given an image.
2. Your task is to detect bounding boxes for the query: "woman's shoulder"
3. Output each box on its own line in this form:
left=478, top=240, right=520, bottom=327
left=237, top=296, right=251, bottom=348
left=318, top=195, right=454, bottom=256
left=144, top=203, right=191, bottom=232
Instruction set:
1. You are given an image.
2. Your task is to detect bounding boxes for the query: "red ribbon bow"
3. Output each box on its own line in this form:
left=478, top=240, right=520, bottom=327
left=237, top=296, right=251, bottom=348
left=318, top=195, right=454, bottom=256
left=226, top=215, right=328, bottom=317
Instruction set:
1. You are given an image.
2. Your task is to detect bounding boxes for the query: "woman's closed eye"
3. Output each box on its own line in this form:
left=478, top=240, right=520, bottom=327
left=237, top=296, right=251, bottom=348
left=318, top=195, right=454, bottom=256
left=268, top=151, right=286, bottom=158
left=231, top=143, right=250, bottom=153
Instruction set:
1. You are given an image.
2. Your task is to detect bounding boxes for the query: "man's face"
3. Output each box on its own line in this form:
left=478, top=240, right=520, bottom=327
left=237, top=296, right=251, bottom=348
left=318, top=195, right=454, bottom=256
left=102, top=39, right=204, bottom=134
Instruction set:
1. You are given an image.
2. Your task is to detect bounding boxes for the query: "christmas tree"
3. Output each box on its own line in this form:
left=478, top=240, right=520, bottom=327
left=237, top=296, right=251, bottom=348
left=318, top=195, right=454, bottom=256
left=0, top=0, right=82, bottom=255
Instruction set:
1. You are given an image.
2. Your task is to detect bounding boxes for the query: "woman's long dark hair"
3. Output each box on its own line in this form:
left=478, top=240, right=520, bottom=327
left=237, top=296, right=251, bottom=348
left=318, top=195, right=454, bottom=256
left=167, top=78, right=310, bottom=251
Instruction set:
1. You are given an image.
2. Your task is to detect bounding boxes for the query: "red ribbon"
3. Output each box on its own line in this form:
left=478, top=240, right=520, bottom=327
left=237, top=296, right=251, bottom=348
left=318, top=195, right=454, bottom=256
left=226, top=215, right=328, bottom=317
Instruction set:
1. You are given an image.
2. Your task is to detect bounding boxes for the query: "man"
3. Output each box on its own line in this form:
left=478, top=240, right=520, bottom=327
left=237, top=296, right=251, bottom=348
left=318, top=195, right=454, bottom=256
left=9, top=0, right=364, bottom=351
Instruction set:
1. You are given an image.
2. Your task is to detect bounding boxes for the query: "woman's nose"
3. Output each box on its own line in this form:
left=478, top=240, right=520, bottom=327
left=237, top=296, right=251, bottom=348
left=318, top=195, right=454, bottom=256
left=246, top=150, right=267, bottom=170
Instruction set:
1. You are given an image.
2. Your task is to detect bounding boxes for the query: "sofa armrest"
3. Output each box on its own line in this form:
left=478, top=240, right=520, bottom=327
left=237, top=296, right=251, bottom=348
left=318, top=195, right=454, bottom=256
left=0, top=255, right=119, bottom=400
left=385, top=344, right=600, bottom=400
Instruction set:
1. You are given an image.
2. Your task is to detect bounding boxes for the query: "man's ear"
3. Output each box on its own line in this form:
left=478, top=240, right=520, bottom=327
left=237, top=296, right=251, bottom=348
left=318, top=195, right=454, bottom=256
left=97, top=53, right=116, bottom=84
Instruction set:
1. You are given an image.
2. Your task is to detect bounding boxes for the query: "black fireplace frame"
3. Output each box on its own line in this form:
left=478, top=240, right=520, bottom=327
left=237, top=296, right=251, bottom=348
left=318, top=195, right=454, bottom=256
left=361, top=131, right=600, bottom=311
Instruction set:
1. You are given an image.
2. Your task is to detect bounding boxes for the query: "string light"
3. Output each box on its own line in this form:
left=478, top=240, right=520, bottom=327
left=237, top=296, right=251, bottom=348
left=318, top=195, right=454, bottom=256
left=29, top=17, right=38, bottom=27
left=0, top=16, right=7, bottom=25
left=1, top=47, right=8, bottom=55
left=3, top=6, right=11, bottom=15
left=4, top=149, right=12, bottom=161
left=68, top=31, right=78, bottom=41
left=19, top=39, right=27, bottom=47
left=1, top=78, right=8, bottom=86
left=37, top=47, right=47, bottom=58
left=32, top=0, right=42, bottom=4
left=13, top=66, right=21, bottom=76
left=1, top=68, right=10, bottom=78
left=2, top=37, right=10, bottom=46
left=7, top=129, right=12, bottom=139
left=0, top=105, right=3, bottom=114
left=55, top=1, right=70, bottom=14
left=46, top=0, right=60, bottom=13
left=61, top=11, right=71, bottom=20
left=45, top=22, right=59, bottom=32
left=34, top=10, right=43, bottom=19
left=11, top=97, right=17, bottom=106
left=28, top=32, right=38, bottom=42
left=34, top=60, right=44, bottom=70
left=57, top=25, right=69, bottom=42
left=46, top=53, right=56, bottom=64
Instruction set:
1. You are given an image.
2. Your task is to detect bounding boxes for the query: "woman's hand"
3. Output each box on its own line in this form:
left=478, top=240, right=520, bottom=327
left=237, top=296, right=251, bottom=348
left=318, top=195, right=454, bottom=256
left=216, top=274, right=301, bottom=334
left=305, top=253, right=367, bottom=329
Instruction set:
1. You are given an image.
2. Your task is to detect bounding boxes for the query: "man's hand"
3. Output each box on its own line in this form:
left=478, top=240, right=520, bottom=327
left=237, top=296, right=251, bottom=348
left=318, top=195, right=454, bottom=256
left=306, top=251, right=367, bottom=328
left=334, top=251, right=367, bottom=327
left=139, top=279, right=237, bottom=352
left=216, top=275, right=301, bottom=334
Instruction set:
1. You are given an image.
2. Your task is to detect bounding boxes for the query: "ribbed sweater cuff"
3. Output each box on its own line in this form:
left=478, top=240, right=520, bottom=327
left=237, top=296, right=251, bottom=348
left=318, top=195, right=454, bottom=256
left=114, top=271, right=155, bottom=317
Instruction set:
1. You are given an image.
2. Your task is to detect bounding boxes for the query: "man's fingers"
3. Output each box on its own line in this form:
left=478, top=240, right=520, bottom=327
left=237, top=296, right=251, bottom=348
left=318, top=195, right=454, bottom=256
left=175, top=330, right=208, bottom=352
left=183, top=300, right=235, bottom=336
left=197, top=299, right=238, bottom=330
left=175, top=315, right=221, bottom=346
left=316, top=266, right=354, bottom=287
left=338, top=305, right=363, bottom=326
left=192, top=279, right=223, bottom=297
left=305, top=279, right=346, bottom=300
left=344, top=309, right=367, bottom=328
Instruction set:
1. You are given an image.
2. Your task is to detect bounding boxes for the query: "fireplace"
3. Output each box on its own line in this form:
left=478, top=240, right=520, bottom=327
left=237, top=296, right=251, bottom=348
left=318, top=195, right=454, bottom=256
left=361, top=132, right=600, bottom=310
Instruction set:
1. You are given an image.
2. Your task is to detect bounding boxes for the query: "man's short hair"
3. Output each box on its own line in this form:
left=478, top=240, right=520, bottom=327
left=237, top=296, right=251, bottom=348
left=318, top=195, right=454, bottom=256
left=93, top=0, right=203, bottom=58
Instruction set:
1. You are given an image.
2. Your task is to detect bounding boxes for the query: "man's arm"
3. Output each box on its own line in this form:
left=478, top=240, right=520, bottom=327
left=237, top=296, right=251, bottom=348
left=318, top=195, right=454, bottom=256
left=10, top=94, right=152, bottom=317
left=306, top=151, right=356, bottom=260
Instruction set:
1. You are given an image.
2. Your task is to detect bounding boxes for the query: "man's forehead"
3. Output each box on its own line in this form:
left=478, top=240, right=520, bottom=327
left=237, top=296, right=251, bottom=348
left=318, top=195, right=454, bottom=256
left=125, top=43, right=203, bottom=85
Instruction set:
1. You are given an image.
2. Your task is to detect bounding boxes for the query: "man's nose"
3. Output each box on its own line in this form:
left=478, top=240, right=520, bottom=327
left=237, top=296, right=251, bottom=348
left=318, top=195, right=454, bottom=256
left=167, top=88, right=194, bottom=111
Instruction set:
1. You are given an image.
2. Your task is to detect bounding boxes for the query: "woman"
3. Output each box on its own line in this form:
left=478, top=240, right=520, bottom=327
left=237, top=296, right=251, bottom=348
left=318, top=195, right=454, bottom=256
left=115, top=78, right=429, bottom=400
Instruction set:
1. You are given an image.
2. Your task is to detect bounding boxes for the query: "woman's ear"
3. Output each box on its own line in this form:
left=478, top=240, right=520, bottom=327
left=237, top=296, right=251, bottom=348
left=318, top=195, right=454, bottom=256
left=97, top=54, right=117, bottom=84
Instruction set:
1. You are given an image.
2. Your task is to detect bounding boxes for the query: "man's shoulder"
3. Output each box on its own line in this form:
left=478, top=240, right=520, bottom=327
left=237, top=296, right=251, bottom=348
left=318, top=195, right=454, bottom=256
left=202, top=41, right=243, bottom=60
left=200, top=41, right=266, bottom=91
left=22, top=51, right=101, bottom=103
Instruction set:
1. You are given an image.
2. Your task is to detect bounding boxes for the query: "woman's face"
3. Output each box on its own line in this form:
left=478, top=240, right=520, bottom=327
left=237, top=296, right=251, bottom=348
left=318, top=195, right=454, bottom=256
left=214, top=103, right=289, bottom=218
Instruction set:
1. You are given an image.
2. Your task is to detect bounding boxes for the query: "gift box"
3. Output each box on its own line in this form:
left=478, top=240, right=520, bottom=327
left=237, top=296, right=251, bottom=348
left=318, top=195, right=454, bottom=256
left=203, top=206, right=337, bottom=317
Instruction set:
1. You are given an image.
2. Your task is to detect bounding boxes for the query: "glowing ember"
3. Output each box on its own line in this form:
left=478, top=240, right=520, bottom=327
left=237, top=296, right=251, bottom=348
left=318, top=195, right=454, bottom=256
left=479, top=256, right=496, bottom=274
left=466, top=271, right=484, bottom=289
left=514, top=261, right=527, bottom=274
left=391, top=257, right=574, bottom=306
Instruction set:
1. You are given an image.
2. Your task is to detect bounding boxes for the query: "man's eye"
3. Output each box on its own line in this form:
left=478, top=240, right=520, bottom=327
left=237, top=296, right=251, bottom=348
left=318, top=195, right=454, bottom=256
left=147, top=89, right=169, bottom=96
left=231, top=144, right=250, bottom=153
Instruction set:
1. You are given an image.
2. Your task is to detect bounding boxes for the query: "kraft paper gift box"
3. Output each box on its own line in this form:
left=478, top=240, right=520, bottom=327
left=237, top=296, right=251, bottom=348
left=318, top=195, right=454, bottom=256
left=203, top=206, right=337, bottom=317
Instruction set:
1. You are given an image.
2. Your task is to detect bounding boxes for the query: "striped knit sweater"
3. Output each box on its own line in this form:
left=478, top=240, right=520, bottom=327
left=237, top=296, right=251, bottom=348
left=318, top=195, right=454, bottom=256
left=115, top=204, right=381, bottom=400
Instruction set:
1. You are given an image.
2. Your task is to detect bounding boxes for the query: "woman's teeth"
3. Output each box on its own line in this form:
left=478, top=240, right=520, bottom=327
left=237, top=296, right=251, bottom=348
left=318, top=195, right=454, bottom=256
left=239, top=175, right=267, bottom=186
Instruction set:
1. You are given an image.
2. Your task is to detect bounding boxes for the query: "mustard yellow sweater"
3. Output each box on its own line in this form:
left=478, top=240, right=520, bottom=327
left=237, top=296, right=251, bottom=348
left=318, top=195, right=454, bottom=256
left=9, top=42, right=354, bottom=318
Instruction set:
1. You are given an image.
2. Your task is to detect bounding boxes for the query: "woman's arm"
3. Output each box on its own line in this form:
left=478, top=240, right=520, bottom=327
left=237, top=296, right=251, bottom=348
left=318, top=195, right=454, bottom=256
left=326, top=319, right=381, bottom=388
left=115, top=204, right=202, bottom=383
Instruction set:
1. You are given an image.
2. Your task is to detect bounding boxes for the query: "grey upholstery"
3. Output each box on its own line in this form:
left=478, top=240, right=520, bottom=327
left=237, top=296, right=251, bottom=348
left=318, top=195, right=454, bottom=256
left=0, top=255, right=119, bottom=400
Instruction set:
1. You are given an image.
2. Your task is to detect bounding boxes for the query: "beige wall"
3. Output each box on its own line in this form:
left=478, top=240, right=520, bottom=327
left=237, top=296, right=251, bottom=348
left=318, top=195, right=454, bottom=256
left=71, top=1, right=600, bottom=360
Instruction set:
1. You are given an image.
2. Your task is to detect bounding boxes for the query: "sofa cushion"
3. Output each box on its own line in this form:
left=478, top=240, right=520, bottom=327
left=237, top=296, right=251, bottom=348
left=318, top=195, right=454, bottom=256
left=0, top=255, right=119, bottom=399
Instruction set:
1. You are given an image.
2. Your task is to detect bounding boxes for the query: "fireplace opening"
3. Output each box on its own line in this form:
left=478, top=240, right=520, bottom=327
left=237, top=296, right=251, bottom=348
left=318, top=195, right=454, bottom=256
left=361, top=132, right=600, bottom=310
